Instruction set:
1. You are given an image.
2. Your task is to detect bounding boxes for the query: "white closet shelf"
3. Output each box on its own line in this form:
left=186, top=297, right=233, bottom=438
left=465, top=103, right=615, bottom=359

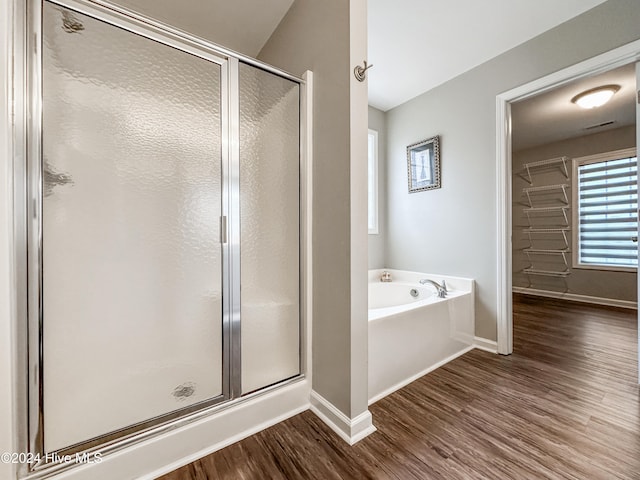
left=523, top=248, right=570, bottom=254
left=518, top=155, right=572, bottom=284
left=522, top=157, right=570, bottom=169
left=523, top=227, right=570, bottom=233
left=522, top=156, right=570, bottom=183
left=523, top=268, right=571, bottom=277
left=523, top=206, right=569, bottom=213
left=523, top=227, right=570, bottom=249
left=524, top=248, right=570, bottom=267
left=522, top=183, right=568, bottom=193
left=523, top=183, right=569, bottom=206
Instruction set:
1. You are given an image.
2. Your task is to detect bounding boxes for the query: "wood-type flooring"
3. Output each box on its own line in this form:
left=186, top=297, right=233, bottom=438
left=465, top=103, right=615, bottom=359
left=160, top=294, right=639, bottom=479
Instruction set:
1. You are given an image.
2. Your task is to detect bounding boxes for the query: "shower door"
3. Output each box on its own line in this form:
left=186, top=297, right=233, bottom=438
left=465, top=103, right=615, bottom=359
left=239, top=63, right=301, bottom=394
left=27, top=0, right=303, bottom=463
left=40, top=2, right=228, bottom=453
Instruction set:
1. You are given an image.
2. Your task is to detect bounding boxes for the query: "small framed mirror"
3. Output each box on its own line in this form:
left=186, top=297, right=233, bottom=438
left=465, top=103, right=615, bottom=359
left=407, top=136, right=440, bottom=193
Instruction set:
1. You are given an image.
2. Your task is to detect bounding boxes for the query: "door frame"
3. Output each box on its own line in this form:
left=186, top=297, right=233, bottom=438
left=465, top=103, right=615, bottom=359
left=496, top=39, right=640, bottom=356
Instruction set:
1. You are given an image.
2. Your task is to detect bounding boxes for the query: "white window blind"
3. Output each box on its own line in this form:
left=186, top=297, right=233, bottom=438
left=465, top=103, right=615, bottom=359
left=576, top=154, right=637, bottom=268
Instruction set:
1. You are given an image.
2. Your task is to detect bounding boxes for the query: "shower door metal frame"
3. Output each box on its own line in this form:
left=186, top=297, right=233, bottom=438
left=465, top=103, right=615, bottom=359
left=27, top=0, right=233, bottom=461
left=14, top=0, right=306, bottom=477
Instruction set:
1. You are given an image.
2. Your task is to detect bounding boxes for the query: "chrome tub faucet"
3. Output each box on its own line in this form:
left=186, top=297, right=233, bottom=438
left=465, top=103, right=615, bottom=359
left=419, top=278, right=447, bottom=298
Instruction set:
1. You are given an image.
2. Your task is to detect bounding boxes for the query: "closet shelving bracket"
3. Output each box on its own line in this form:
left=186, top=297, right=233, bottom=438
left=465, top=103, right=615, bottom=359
left=523, top=268, right=570, bottom=277
left=524, top=248, right=570, bottom=266
left=523, top=183, right=569, bottom=206
left=522, top=156, right=569, bottom=184
left=523, top=205, right=570, bottom=225
left=523, top=227, right=570, bottom=248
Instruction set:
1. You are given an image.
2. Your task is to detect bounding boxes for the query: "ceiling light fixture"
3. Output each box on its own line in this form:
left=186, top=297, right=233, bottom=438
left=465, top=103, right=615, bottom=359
left=571, top=84, right=620, bottom=109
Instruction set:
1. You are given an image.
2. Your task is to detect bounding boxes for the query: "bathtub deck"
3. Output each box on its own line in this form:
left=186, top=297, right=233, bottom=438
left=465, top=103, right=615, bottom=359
left=160, top=294, right=639, bottom=479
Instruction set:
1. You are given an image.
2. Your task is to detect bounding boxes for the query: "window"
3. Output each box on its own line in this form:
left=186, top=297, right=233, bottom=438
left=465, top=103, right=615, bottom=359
left=573, top=148, right=638, bottom=270
left=368, top=129, right=378, bottom=234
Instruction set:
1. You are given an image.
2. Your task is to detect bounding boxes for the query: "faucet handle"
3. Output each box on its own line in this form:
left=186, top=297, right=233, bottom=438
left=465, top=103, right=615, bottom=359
left=441, top=280, right=447, bottom=292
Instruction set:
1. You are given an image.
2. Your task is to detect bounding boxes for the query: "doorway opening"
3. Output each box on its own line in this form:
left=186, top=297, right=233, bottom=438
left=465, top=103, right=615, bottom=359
left=496, top=40, right=640, bottom=376
left=511, top=63, right=636, bottom=306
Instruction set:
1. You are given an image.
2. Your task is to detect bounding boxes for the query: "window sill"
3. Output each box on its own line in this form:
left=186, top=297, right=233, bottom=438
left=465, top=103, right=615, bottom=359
left=572, top=263, right=637, bottom=273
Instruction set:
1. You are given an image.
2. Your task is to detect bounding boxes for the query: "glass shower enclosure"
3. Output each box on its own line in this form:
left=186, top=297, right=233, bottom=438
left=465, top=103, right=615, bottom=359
left=23, top=0, right=303, bottom=470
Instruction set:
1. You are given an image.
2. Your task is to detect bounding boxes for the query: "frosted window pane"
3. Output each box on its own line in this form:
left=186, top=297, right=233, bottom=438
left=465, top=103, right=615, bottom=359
left=239, top=63, right=300, bottom=393
left=42, top=3, right=223, bottom=451
left=368, top=131, right=378, bottom=233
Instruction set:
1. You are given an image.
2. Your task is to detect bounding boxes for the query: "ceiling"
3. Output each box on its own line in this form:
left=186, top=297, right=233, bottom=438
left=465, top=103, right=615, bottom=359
left=113, top=0, right=611, bottom=116
left=512, top=63, right=636, bottom=151
left=113, top=0, right=628, bottom=145
left=368, top=0, right=608, bottom=112
left=114, top=0, right=294, bottom=57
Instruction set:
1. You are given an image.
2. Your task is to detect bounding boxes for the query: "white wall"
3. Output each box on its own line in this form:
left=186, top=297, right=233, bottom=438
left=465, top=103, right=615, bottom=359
left=368, top=106, right=387, bottom=269
left=512, top=126, right=637, bottom=302
left=385, top=0, right=640, bottom=341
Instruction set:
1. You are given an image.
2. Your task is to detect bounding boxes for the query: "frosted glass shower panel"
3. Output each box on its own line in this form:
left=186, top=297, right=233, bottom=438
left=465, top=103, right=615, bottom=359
left=42, top=3, right=224, bottom=452
left=239, top=63, right=300, bottom=393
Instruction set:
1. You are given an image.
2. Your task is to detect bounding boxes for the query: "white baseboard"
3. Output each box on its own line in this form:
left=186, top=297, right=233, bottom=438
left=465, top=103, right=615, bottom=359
left=310, top=391, right=376, bottom=445
left=474, top=336, right=498, bottom=353
left=368, top=345, right=475, bottom=405
left=52, top=380, right=311, bottom=480
left=143, top=403, right=309, bottom=480
left=512, top=286, right=637, bottom=310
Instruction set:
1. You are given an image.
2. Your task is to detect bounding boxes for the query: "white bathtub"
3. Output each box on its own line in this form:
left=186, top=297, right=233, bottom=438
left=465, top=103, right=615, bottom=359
left=368, top=269, right=475, bottom=404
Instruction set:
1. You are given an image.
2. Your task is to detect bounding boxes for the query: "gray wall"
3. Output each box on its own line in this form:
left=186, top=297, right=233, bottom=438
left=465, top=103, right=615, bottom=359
left=368, top=106, right=387, bottom=269
left=111, top=0, right=291, bottom=57
left=258, top=0, right=368, bottom=417
left=385, top=0, right=640, bottom=341
left=512, top=126, right=637, bottom=301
